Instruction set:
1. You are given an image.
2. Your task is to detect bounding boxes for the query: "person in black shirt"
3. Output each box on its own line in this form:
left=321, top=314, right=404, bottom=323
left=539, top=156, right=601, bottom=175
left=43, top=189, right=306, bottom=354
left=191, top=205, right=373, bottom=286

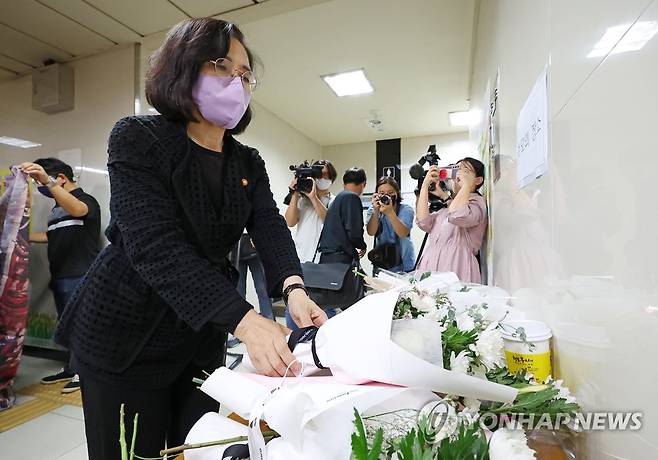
left=318, top=167, right=368, bottom=264
left=21, top=158, right=100, bottom=394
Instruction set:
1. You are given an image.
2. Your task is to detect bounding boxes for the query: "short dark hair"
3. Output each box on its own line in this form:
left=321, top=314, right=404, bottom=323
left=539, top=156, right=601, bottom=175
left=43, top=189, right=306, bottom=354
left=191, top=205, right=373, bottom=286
left=459, top=157, right=485, bottom=190
left=145, top=18, right=256, bottom=135
left=343, top=167, right=367, bottom=185
left=34, top=158, right=74, bottom=182
left=313, top=160, right=337, bottom=182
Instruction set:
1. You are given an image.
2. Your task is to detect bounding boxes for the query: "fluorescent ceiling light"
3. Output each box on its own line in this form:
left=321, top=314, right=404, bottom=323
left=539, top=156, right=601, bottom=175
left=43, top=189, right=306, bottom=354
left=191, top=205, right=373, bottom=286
left=75, top=166, right=108, bottom=176
left=449, top=110, right=480, bottom=127
left=588, top=21, right=658, bottom=58
left=322, top=69, right=373, bottom=97
left=0, top=136, right=41, bottom=148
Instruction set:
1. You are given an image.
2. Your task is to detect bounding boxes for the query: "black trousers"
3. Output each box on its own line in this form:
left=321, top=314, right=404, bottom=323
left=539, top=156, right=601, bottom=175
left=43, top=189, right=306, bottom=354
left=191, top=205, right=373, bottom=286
left=80, top=362, right=219, bottom=460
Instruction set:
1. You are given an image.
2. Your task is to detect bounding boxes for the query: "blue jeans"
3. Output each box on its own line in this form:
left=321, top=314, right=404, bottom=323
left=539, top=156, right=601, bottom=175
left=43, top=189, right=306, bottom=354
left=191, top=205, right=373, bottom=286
left=236, top=258, right=273, bottom=320
left=52, top=276, right=83, bottom=374
left=285, top=306, right=339, bottom=331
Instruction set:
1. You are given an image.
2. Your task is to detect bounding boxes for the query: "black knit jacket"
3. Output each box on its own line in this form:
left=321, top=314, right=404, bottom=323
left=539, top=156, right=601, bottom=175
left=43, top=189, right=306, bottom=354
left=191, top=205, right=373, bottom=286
left=55, top=115, right=302, bottom=386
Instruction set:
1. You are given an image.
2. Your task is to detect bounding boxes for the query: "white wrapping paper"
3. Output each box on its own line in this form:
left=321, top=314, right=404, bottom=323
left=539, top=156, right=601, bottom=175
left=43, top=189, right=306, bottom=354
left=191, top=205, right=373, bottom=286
left=196, top=369, right=439, bottom=459
left=243, top=287, right=517, bottom=403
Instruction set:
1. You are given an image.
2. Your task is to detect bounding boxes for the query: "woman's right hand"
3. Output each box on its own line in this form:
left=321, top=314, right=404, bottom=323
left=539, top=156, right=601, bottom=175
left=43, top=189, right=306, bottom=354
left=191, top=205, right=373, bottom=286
left=289, top=177, right=298, bottom=190
left=422, top=165, right=440, bottom=189
left=233, top=309, right=300, bottom=377
left=370, top=193, right=381, bottom=211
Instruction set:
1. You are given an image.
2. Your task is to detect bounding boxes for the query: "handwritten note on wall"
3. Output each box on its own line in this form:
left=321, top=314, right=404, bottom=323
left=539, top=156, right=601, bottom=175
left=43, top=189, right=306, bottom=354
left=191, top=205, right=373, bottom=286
left=516, top=67, right=549, bottom=189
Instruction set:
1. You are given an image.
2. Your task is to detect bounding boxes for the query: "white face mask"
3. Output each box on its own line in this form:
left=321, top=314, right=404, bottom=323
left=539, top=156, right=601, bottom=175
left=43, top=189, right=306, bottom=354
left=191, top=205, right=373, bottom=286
left=316, top=178, right=332, bottom=190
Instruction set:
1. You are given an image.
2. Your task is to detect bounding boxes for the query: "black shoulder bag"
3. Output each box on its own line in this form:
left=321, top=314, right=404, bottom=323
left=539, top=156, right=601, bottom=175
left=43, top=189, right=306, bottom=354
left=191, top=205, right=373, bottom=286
left=300, top=228, right=365, bottom=311
left=367, top=215, right=402, bottom=271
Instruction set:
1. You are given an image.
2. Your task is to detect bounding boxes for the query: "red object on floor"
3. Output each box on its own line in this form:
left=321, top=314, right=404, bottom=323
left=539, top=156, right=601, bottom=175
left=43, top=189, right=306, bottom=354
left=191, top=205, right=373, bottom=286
left=0, top=167, right=31, bottom=411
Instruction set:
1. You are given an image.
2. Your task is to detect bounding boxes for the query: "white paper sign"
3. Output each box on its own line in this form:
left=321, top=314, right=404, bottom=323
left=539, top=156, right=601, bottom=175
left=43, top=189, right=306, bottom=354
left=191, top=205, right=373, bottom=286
left=516, top=67, right=549, bottom=189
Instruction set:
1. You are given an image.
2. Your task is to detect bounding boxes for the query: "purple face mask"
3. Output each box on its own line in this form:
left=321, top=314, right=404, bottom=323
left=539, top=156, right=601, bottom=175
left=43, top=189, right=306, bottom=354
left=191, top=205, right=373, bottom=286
left=192, top=74, right=251, bottom=129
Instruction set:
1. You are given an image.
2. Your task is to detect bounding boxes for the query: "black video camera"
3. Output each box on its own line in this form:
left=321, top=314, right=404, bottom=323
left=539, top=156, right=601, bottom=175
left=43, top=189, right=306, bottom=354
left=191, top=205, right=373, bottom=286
left=283, top=161, right=324, bottom=205
left=290, top=161, right=323, bottom=194
left=409, top=145, right=449, bottom=212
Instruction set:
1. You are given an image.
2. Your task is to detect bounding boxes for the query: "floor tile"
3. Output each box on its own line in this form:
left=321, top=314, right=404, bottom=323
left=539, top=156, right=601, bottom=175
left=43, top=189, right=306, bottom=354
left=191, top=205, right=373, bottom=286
left=51, top=404, right=85, bottom=421
left=0, top=412, right=86, bottom=460
left=54, top=443, right=88, bottom=460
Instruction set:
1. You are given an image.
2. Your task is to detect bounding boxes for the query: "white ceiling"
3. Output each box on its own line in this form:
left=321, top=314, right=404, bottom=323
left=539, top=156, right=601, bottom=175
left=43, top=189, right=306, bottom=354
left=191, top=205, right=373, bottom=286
left=0, top=0, right=476, bottom=146
left=0, top=0, right=322, bottom=76
left=244, top=0, right=476, bottom=145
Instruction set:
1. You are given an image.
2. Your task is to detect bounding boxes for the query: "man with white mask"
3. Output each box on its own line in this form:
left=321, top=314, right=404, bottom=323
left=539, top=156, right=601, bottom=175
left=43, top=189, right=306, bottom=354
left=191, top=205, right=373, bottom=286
left=284, top=160, right=337, bottom=263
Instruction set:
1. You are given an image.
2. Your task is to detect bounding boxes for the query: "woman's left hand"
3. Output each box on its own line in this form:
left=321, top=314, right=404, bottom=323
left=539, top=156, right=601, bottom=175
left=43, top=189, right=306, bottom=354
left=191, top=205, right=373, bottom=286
left=287, top=290, right=328, bottom=328
left=457, top=170, right=477, bottom=192
left=303, top=177, right=318, bottom=199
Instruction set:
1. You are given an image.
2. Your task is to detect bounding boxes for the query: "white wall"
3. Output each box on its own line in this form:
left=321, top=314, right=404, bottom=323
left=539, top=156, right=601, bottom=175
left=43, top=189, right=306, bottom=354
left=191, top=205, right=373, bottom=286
left=237, top=102, right=322, bottom=205
left=470, top=1, right=658, bottom=458
left=322, top=132, right=472, bottom=274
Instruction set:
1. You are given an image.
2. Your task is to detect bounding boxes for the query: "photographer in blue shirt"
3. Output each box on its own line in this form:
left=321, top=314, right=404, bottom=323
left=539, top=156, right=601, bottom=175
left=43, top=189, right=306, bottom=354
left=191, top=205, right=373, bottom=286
left=366, top=177, right=415, bottom=273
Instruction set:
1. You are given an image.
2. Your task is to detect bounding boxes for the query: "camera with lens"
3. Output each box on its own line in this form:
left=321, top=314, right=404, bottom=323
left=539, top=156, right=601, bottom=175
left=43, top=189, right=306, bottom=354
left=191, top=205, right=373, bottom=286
left=290, top=161, right=323, bottom=193
left=409, top=145, right=450, bottom=212
left=367, top=243, right=401, bottom=270
left=378, top=194, right=391, bottom=206
left=283, top=160, right=324, bottom=205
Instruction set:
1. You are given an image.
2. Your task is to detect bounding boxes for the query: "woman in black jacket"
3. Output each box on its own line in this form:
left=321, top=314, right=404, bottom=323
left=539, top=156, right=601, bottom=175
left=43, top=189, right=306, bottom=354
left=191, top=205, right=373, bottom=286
left=55, top=18, right=327, bottom=459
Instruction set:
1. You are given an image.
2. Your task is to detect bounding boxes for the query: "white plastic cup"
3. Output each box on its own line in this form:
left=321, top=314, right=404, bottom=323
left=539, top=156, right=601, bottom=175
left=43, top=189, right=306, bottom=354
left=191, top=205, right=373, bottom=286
left=500, top=320, right=552, bottom=382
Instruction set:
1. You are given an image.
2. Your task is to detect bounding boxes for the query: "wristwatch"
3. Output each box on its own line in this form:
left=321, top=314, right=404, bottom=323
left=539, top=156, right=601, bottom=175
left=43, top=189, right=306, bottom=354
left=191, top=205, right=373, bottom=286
left=283, top=283, right=308, bottom=305
left=43, top=176, right=59, bottom=188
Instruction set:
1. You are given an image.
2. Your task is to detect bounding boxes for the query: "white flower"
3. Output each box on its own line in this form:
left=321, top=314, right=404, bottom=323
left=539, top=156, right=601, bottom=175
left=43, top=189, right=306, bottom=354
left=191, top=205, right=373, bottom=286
left=449, top=350, right=471, bottom=374
left=469, top=323, right=505, bottom=370
left=551, top=378, right=578, bottom=404
left=406, top=290, right=422, bottom=305
left=456, top=311, right=476, bottom=331
left=425, top=305, right=448, bottom=323
left=489, top=427, right=536, bottom=460
left=416, top=293, right=436, bottom=314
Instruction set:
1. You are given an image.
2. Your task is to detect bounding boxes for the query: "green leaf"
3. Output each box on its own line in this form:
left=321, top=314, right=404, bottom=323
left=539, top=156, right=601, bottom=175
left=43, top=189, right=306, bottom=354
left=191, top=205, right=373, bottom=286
left=351, top=409, right=369, bottom=460
left=396, top=429, right=416, bottom=460
left=436, top=423, right=489, bottom=460
left=420, top=272, right=432, bottom=281
left=367, top=428, right=384, bottom=460
left=442, top=323, right=479, bottom=368
left=351, top=408, right=384, bottom=460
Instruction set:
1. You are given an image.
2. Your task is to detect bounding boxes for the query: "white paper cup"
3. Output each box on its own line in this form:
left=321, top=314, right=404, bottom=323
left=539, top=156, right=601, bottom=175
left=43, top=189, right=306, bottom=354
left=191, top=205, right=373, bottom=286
left=500, top=320, right=552, bottom=382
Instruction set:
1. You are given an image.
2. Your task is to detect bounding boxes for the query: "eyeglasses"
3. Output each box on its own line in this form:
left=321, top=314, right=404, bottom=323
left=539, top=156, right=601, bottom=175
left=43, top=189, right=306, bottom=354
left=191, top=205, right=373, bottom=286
left=208, top=58, right=258, bottom=93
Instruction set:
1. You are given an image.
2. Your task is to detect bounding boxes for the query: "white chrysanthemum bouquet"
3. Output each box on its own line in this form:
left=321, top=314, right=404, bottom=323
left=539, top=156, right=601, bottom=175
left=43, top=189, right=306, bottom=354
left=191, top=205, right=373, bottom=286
left=138, top=271, right=581, bottom=460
